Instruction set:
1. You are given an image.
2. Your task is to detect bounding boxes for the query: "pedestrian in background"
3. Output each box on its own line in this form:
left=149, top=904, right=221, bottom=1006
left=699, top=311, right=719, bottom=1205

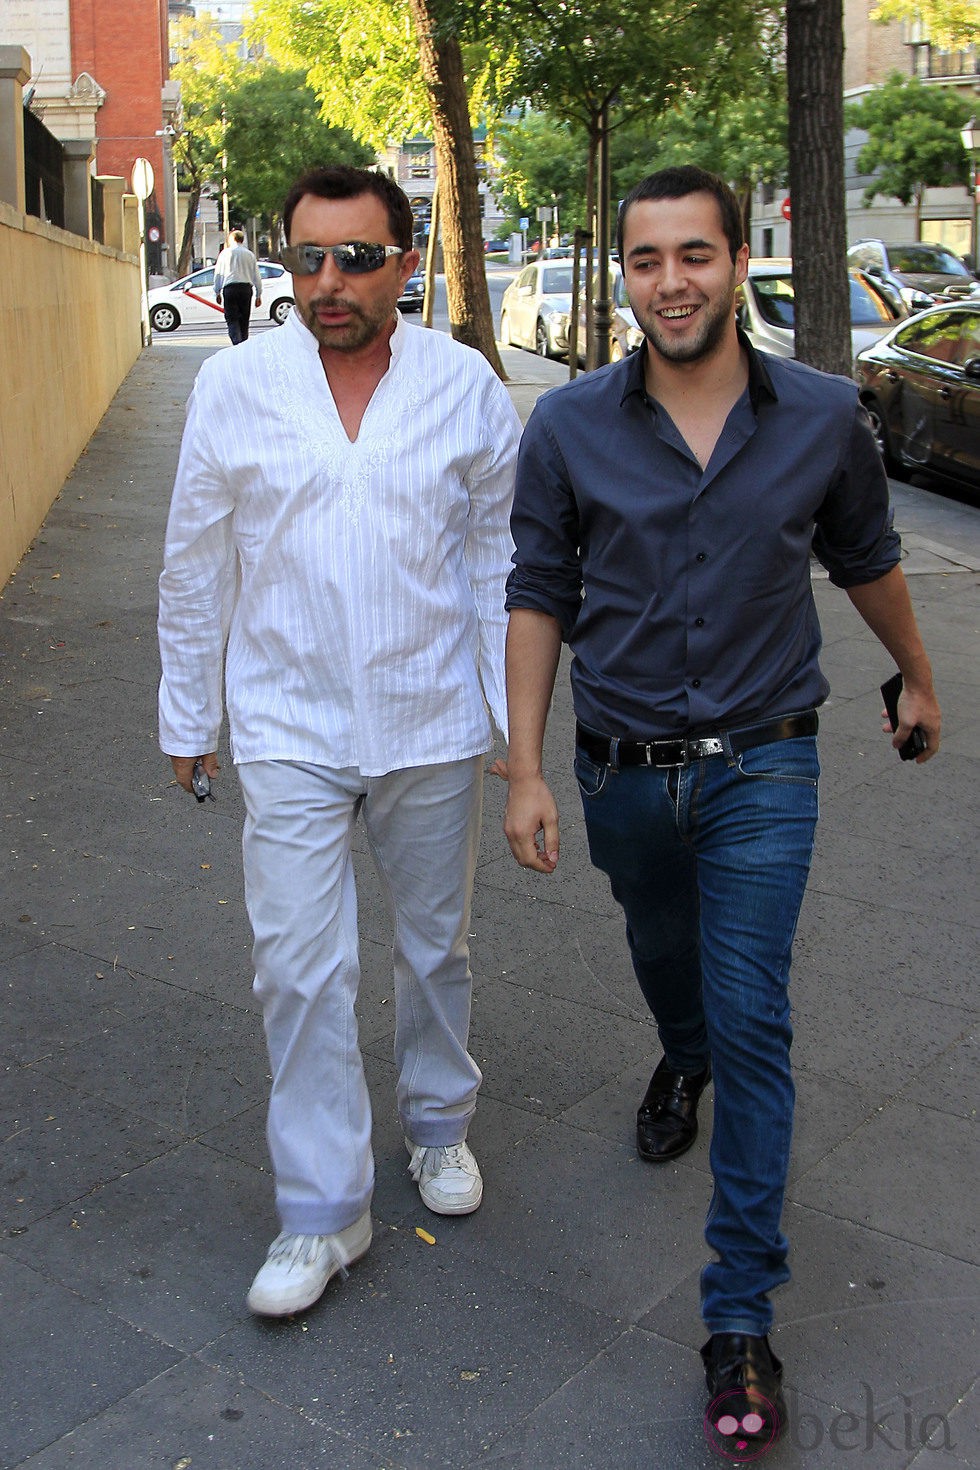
left=213, top=227, right=262, bottom=343
left=502, top=165, right=940, bottom=1456
left=159, top=165, right=519, bottom=1318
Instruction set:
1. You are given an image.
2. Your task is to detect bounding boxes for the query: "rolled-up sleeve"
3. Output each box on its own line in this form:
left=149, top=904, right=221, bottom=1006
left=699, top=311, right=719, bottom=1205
left=505, top=400, right=584, bottom=640
left=812, top=400, right=901, bottom=588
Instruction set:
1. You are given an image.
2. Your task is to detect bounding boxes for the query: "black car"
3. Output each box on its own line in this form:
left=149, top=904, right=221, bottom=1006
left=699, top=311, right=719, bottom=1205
left=398, top=271, right=425, bottom=313
left=854, top=303, right=980, bottom=492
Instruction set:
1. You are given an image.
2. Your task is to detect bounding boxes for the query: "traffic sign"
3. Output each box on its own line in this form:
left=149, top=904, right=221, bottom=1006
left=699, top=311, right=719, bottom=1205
left=131, top=157, right=155, bottom=201
left=781, top=197, right=791, bottom=221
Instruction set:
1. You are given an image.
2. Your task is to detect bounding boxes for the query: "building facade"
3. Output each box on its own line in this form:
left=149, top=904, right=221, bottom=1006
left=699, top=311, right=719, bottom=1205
left=750, top=0, right=978, bottom=260
left=378, top=129, right=507, bottom=249
left=0, top=0, right=178, bottom=270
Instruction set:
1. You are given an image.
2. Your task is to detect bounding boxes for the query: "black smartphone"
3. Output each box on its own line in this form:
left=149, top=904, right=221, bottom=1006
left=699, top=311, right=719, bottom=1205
left=880, top=673, right=927, bottom=761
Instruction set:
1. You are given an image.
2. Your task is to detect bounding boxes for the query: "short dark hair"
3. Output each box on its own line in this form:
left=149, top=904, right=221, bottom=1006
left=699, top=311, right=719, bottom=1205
left=282, top=165, right=415, bottom=252
left=617, top=166, right=744, bottom=265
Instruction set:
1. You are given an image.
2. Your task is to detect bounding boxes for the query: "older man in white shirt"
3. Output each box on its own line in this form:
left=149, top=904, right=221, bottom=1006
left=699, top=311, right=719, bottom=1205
left=158, top=165, right=519, bottom=1318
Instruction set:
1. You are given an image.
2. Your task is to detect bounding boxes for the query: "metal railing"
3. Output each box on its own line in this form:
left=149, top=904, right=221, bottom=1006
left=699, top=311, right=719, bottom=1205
left=23, top=107, right=65, bottom=228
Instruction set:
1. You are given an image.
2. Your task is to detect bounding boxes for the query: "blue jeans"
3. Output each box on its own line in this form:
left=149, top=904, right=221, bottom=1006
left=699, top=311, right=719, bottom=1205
left=575, top=735, right=819, bottom=1335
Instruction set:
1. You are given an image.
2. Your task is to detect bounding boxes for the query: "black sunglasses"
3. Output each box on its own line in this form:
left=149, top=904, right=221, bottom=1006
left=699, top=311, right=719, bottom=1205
left=280, top=242, right=405, bottom=277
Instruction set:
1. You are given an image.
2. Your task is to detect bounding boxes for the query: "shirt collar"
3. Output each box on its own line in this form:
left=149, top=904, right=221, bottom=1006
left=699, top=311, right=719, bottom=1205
left=620, top=325, right=778, bottom=412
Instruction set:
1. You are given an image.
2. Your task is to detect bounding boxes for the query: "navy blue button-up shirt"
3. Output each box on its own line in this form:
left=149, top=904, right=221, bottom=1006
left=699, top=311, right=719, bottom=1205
left=506, top=334, right=900, bottom=739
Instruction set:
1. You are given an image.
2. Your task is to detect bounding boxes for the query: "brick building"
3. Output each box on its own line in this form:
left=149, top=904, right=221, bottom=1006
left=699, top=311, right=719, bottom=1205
left=750, top=0, right=978, bottom=260
left=0, top=0, right=178, bottom=270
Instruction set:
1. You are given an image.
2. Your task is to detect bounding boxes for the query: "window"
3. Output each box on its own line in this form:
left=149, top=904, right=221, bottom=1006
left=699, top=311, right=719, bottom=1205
left=896, top=310, right=980, bottom=367
left=751, top=275, right=796, bottom=328
left=887, top=244, right=971, bottom=278
left=541, top=267, right=573, bottom=294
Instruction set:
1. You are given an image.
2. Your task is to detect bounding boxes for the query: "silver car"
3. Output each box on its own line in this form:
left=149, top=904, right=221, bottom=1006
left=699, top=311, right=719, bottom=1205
left=573, top=262, right=644, bottom=364
left=736, top=259, right=902, bottom=365
left=499, top=261, right=573, bottom=358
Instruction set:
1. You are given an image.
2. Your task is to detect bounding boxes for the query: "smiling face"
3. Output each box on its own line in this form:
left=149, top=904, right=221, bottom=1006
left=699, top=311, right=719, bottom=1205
left=287, top=191, right=420, bottom=355
left=622, top=191, right=749, bottom=367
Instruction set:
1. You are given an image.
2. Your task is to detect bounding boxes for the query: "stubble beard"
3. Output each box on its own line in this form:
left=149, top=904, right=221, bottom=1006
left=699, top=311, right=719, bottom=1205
left=298, top=294, right=394, bottom=352
left=640, top=282, right=737, bottom=366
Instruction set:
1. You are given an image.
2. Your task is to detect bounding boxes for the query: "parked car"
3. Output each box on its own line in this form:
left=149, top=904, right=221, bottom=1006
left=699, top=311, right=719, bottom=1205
left=846, top=240, right=979, bottom=311
left=575, top=262, right=643, bottom=364
left=148, top=262, right=294, bottom=332
left=736, top=259, right=903, bottom=364
left=398, top=270, right=425, bottom=312
left=499, top=259, right=574, bottom=357
left=854, top=302, right=980, bottom=491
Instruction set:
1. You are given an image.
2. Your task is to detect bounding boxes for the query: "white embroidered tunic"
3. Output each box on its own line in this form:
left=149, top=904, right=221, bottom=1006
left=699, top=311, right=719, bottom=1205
left=158, top=309, right=520, bottom=775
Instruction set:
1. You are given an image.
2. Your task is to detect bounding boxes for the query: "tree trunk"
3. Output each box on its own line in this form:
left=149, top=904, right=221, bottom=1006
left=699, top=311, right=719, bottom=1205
left=407, top=0, right=505, bottom=378
left=177, top=181, right=202, bottom=276
left=786, top=0, right=851, bottom=376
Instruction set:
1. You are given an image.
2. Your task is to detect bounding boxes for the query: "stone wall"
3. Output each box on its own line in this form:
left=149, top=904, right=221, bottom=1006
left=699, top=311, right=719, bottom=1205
left=1, top=198, right=141, bottom=587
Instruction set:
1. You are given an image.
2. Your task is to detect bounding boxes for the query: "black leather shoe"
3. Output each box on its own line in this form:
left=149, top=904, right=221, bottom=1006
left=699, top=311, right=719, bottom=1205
left=701, top=1333, right=786, bottom=1455
left=636, top=1056, right=711, bottom=1162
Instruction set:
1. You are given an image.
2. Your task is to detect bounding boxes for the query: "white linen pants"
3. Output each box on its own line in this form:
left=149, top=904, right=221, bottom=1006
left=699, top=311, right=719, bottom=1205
left=238, top=756, right=485, bottom=1235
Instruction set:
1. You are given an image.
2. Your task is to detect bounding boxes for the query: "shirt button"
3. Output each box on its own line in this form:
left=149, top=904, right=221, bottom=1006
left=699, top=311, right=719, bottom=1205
left=692, top=678, right=702, bottom=688
left=695, top=617, right=705, bottom=627
left=696, top=552, right=707, bottom=562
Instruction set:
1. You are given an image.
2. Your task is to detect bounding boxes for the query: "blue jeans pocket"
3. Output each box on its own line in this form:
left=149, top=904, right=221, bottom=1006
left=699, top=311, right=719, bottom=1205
left=734, top=736, right=819, bottom=787
left=574, top=751, right=609, bottom=798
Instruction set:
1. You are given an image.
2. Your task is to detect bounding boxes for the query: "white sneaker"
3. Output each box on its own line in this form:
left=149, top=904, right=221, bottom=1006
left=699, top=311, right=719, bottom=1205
left=245, top=1210, right=372, bottom=1317
left=406, top=1139, right=483, bottom=1215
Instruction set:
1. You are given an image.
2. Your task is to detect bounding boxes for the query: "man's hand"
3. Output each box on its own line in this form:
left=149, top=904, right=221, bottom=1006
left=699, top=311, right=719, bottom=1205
left=503, top=772, right=560, bottom=873
left=255, top=296, right=262, bottom=308
left=170, top=752, right=220, bottom=793
left=882, top=681, right=941, bottom=763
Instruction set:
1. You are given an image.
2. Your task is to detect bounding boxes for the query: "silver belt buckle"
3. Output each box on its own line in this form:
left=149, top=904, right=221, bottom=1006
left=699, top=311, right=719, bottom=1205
left=657, top=741, right=688, bottom=768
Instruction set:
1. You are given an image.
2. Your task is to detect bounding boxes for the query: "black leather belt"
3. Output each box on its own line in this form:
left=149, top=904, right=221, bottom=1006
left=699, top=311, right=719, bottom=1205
left=575, top=711, right=818, bottom=769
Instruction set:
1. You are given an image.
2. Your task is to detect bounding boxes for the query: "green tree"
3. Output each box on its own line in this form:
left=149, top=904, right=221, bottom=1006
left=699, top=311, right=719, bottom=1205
left=223, top=66, right=373, bottom=232
left=636, top=70, right=789, bottom=241
left=250, top=0, right=431, bottom=150
left=172, top=19, right=371, bottom=272
left=481, top=0, right=781, bottom=363
left=871, top=0, right=979, bottom=51
left=170, top=16, right=243, bottom=273
left=847, top=73, right=971, bottom=236
left=251, top=0, right=507, bottom=371
left=493, top=112, right=588, bottom=236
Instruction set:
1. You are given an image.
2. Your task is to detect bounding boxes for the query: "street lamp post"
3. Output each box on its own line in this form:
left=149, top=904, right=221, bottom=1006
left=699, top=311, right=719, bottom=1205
left=960, top=118, right=979, bottom=273
left=593, top=102, right=612, bottom=368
